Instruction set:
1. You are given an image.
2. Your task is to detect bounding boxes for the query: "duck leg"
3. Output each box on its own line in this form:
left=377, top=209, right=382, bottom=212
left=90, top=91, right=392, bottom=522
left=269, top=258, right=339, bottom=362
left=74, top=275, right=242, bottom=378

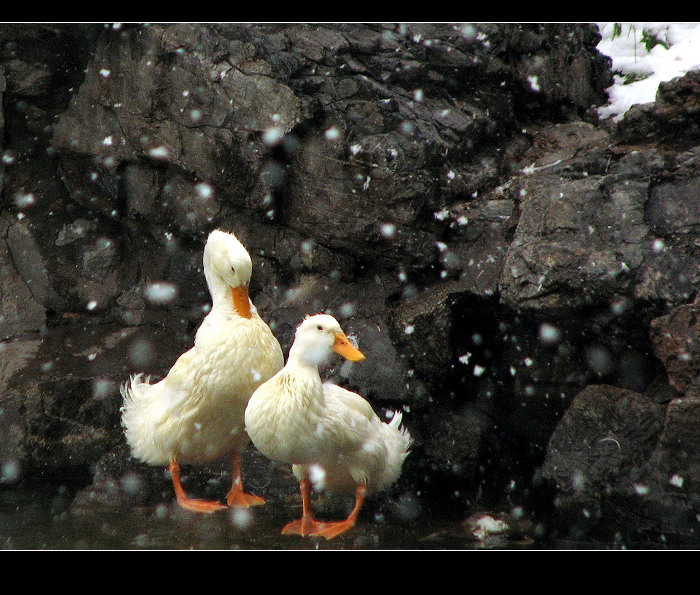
left=282, top=478, right=318, bottom=536
left=283, top=480, right=367, bottom=540
left=311, top=483, right=367, bottom=540
left=226, top=451, right=266, bottom=508
left=169, top=459, right=227, bottom=513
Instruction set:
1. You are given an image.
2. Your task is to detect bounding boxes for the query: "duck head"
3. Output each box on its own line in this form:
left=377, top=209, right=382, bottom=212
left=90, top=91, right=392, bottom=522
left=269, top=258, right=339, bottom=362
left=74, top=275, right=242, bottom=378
left=203, top=229, right=254, bottom=318
left=289, top=314, right=365, bottom=367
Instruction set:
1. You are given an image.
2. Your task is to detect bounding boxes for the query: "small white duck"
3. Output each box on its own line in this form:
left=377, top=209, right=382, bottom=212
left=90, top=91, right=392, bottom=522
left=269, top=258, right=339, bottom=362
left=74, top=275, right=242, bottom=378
left=121, top=229, right=284, bottom=513
left=245, top=314, right=411, bottom=539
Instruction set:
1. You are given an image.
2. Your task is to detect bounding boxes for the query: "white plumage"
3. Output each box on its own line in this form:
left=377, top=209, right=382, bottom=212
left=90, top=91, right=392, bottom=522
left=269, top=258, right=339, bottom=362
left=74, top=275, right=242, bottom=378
left=121, top=229, right=284, bottom=513
left=245, top=313, right=411, bottom=539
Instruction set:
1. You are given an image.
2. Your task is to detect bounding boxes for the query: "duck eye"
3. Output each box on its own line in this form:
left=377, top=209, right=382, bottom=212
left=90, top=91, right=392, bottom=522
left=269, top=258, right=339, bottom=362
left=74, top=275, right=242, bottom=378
left=317, top=325, right=323, bottom=331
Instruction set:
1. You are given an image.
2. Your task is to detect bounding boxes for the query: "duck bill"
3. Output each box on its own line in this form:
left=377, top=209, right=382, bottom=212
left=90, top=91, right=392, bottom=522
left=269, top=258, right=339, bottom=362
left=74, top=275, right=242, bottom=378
left=231, top=285, right=252, bottom=319
left=332, top=332, right=365, bottom=362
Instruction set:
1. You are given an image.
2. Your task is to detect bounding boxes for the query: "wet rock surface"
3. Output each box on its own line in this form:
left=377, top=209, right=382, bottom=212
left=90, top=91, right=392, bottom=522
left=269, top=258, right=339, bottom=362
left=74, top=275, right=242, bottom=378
left=0, top=23, right=697, bottom=549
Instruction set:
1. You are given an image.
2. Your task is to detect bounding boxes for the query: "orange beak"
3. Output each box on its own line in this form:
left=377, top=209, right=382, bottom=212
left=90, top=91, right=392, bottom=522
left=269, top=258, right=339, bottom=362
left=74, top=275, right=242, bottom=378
left=332, top=332, right=365, bottom=362
left=231, top=285, right=252, bottom=319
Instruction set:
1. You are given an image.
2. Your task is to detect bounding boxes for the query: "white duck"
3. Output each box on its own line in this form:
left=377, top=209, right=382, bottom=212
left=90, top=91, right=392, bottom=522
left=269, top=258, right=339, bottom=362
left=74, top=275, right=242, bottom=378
left=245, top=314, right=411, bottom=539
left=121, top=229, right=284, bottom=513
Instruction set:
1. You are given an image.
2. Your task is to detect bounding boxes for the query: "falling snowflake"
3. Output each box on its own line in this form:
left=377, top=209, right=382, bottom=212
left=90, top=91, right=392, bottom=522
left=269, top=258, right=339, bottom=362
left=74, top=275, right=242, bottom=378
left=149, top=146, right=170, bottom=159
left=144, top=282, right=178, bottom=305
left=380, top=223, right=396, bottom=238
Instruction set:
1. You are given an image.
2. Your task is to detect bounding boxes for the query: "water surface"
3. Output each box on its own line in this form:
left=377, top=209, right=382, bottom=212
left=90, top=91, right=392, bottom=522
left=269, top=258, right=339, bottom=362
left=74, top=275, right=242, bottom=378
left=0, top=481, right=482, bottom=550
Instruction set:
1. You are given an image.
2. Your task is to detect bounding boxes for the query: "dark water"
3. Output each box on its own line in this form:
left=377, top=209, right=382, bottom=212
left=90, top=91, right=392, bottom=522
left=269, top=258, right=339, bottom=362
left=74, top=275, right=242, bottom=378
left=0, top=480, right=537, bottom=550
left=2, top=480, right=691, bottom=550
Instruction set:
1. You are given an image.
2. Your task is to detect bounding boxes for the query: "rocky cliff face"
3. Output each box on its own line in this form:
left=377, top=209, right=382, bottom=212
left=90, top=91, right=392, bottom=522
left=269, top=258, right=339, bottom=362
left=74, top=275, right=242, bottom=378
left=0, top=23, right=696, bottom=546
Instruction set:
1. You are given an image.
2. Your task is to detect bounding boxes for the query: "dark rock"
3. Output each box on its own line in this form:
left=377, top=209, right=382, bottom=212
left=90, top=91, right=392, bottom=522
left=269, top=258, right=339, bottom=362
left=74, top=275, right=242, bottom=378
left=650, top=297, right=700, bottom=393
left=0, top=214, right=46, bottom=338
left=601, top=390, right=700, bottom=544
left=500, top=146, right=698, bottom=311
left=541, top=385, right=668, bottom=540
left=615, top=69, right=700, bottom=149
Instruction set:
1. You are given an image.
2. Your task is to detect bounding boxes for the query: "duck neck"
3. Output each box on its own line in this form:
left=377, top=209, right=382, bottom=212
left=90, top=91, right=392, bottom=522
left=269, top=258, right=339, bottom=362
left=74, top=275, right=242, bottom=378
left=287, top=349, right=324, bottom=381
left=285, top=355, right=324, bottom=405
left=206, top=272, right=251, bottom=319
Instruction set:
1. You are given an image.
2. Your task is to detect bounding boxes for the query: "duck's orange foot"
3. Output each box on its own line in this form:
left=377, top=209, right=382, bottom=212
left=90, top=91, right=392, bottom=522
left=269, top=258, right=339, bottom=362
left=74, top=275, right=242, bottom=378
left=176, top=497, right=227, bottom=514
left=282, top=518, right=356, bottom=540
left=226, top=488, right=266, bottom=508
